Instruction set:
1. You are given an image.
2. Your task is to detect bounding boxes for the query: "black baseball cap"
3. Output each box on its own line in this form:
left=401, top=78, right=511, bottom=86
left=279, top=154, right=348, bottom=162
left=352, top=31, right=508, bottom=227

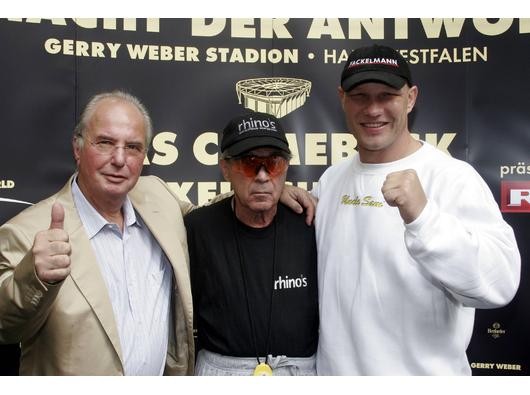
left=341, top=44, right=412, bottom=91
left=221, top=112, right=291, bottom=157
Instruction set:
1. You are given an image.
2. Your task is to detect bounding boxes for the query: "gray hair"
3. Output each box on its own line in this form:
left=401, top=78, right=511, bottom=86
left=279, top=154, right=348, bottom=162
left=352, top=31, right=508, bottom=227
left=73, top=90, right=153, bottom=148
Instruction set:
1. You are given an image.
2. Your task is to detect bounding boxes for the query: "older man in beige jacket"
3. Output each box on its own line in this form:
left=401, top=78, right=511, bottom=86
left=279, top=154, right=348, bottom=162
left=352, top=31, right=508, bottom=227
left=0, top=91, right=194, bottom=375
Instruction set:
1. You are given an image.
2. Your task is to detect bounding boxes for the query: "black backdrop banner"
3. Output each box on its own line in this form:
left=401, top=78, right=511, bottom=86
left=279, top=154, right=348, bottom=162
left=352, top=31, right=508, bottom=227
left=0, top=18, right=528, bottom=375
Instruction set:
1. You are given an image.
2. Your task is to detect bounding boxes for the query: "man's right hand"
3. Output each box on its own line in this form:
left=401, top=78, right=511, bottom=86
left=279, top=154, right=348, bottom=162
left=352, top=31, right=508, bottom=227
left=32, top=202, right=71, bottom=284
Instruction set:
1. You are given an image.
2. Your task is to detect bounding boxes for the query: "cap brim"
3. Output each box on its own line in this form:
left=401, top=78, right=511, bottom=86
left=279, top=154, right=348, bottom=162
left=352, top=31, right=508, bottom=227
left=224, top=136, right=291, bottom=157
left=342, top=71, right=407, bottom=91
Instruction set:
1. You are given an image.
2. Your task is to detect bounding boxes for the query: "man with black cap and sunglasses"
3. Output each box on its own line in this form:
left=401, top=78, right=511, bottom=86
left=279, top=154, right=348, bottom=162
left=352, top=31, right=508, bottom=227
left=184, top=112, right=318, bottom=376
left=314, top=44, right=520, bottom=375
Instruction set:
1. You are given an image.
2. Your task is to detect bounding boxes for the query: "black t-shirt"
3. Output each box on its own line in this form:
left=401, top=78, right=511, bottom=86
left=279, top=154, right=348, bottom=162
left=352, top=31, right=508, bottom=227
left=185, top=198, right=318, bottom=358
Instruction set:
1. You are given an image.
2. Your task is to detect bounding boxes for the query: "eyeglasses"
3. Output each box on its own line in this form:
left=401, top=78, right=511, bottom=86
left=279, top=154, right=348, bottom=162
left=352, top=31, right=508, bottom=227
left=84, top=137, right=146, bottom=158
left=228, top=154, right=288, bottom=177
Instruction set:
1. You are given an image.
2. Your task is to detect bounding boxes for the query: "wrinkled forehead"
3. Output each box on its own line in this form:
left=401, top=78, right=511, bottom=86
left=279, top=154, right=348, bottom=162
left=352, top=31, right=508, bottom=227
left=88, top=100, right=146, bottom=137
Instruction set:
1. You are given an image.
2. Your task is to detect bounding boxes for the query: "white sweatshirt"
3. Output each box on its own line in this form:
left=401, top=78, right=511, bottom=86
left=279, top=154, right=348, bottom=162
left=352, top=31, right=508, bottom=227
left=313, top=142, right=520, bottom=375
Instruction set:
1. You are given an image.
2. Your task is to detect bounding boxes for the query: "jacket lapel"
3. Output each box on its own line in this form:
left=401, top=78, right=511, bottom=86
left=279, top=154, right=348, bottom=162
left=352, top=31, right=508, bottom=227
left=129, top=186, right=192, bottom=312
left=55, top=178, right=124, bottom=369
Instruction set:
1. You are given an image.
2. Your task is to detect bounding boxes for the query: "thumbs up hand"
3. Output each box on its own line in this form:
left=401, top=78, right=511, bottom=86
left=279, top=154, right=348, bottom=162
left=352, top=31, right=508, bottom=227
left=32, top=202, right=72, bottom=284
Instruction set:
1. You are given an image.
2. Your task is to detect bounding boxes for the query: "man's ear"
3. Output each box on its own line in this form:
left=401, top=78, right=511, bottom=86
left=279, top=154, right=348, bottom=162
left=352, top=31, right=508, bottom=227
left=73, top=137, right=81, bottom=164
left=338, top=86, right=346, bottom=111
left=219, top=159, right=231, bottom=182
left=407, top=85, right=418, bottom=114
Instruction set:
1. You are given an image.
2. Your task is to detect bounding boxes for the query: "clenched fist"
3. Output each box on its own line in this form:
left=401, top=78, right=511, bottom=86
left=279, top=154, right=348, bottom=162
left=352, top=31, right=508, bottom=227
left=32, top=202, right=71, bottom=284
left=381, top=169, right=427, bottom=224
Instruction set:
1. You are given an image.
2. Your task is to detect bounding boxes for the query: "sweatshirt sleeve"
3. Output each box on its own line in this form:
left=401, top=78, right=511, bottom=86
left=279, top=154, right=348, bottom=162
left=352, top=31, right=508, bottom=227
left=403, top=168, right=521, bottom=309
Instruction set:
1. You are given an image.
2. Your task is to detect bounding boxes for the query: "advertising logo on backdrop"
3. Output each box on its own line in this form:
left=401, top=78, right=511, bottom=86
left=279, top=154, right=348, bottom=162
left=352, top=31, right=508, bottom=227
left=469, top=322, right=523, bottom=373
left=0, top=179, right=15, bottom=189
left=7, top=18, right=530, bottom=65
left=499, top=162, right=530, bottom=213
left=236, top=77, right=311, bottom=118
left=488, top=322, right=506, bottom=339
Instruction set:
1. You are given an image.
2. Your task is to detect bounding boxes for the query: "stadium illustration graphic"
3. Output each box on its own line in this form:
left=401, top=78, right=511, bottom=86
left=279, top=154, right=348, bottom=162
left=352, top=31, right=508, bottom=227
left=236, top=77, right=312, bottom=118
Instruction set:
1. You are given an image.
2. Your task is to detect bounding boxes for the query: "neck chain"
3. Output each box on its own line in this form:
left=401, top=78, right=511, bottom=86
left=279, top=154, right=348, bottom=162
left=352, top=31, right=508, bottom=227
left=232, top=198, right=277, bottom=373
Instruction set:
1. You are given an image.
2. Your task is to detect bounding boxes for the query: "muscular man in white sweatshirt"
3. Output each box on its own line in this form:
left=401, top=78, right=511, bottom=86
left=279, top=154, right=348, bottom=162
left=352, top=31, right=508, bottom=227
left=314, top=44, right=520, bottom=375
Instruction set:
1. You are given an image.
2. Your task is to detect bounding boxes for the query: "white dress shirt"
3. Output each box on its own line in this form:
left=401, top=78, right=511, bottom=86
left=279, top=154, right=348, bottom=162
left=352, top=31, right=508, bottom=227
left=72, top=178, right=173, bottom=375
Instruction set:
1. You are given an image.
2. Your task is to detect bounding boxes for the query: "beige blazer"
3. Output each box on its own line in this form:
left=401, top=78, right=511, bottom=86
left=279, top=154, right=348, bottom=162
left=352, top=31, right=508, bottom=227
left=0, top=175, right=194, bottom=375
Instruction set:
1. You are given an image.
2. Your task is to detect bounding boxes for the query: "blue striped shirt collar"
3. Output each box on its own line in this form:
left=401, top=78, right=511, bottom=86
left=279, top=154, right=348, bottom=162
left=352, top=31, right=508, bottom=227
left=71, top=175, right=141, bottom=239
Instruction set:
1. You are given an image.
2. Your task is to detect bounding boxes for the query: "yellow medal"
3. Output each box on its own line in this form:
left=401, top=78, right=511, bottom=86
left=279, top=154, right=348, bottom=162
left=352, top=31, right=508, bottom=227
left=253, top=362, right=273, bottom=376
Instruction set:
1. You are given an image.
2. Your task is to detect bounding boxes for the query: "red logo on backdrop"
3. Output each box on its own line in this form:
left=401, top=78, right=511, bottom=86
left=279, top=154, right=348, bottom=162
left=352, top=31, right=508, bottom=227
left=501, top=181, right=530, bottom=213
